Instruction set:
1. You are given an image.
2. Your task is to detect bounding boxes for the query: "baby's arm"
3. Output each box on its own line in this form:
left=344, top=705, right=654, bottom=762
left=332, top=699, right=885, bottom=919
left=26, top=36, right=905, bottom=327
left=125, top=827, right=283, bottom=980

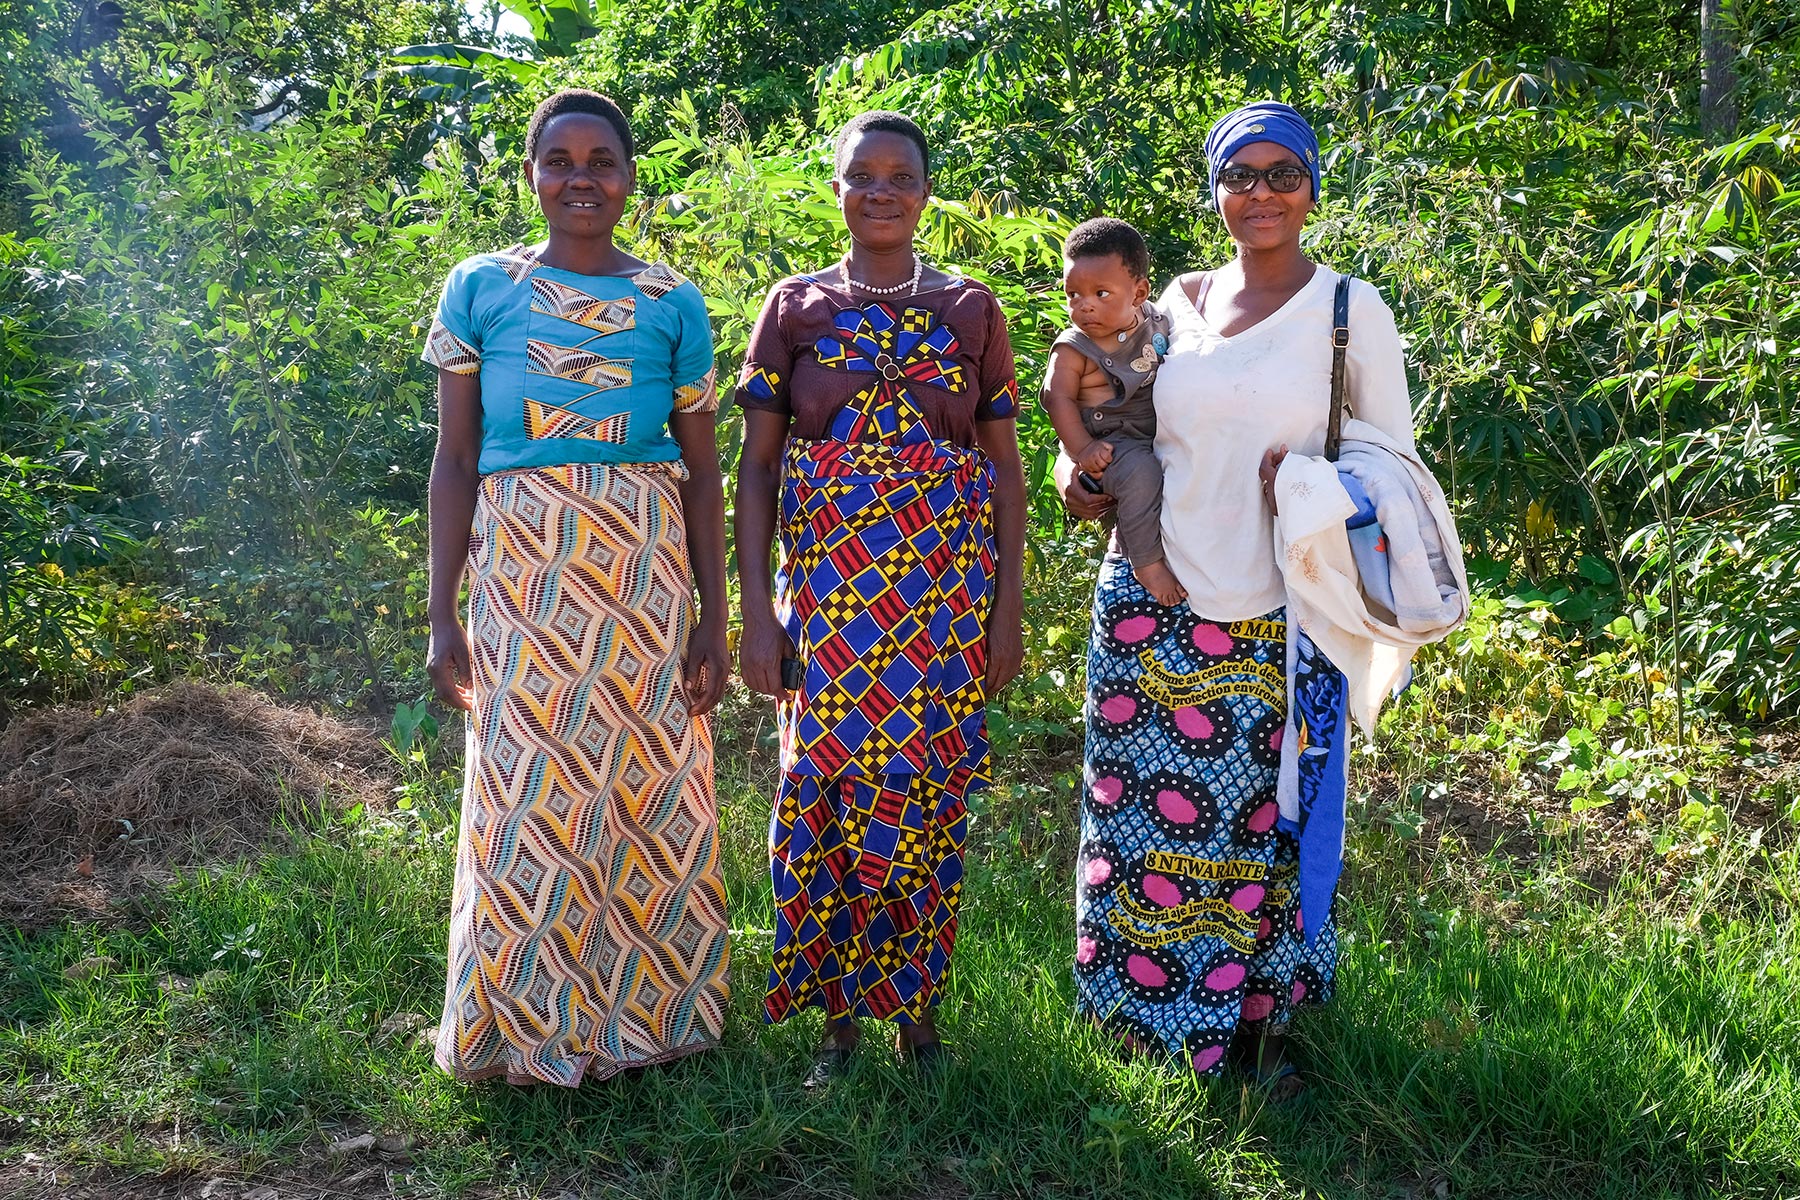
left=1041, top=343, right=1114, bottom=475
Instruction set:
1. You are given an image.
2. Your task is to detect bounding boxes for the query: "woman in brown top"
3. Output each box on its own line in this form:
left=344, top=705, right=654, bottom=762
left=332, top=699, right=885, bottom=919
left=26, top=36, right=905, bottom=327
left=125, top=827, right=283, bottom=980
left=734, top=110, right=1026, bottom=1087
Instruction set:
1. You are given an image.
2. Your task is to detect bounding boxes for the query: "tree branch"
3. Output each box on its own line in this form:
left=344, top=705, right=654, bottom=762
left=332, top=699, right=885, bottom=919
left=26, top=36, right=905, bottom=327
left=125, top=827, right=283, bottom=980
left=243, top=80, right=303, bottom=118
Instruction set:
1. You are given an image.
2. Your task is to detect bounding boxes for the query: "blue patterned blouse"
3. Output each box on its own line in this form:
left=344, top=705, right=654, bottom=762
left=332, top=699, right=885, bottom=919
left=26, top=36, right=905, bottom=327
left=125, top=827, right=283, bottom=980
left=423, top=243, right=718, bottom=475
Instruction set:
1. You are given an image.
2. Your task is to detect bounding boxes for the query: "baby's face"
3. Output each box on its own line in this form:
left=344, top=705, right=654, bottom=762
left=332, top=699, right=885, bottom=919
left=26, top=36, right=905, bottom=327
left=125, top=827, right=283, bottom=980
left=1063, top=253, right=1149, bottom=343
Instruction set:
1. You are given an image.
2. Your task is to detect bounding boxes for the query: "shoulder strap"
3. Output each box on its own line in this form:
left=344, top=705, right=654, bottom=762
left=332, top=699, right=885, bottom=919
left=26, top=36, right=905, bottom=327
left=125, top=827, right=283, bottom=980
left=1326, top=273, right=1352, bottom=462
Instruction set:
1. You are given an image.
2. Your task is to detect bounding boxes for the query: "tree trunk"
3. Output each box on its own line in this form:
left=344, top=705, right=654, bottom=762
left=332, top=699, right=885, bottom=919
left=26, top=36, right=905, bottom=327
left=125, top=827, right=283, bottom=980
left=1700, top=0, right=1739, bottom=140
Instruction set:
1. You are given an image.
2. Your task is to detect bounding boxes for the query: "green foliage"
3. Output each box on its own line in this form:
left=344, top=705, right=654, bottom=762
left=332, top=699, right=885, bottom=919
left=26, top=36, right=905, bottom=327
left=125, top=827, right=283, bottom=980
left=498, top=0, right=608, bottom=52
left=2, top=0, right=1799, bottom=715
left=1, top=0, right=458, bottom=196
left=10, top=44, right=521, bottom=702
left=562, top=0, right=953, bottom=131
left=0, top=231, right=180, bottom=696
left=813, top=0, right=1302, bottom=246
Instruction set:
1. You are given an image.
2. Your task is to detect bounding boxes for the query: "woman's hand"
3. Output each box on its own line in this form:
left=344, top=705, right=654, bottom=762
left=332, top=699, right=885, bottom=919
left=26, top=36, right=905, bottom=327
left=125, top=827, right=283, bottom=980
left=1053, top=450, right=1116, bottom=521
left=738, top=609, right=795, bottom=701
left=1258, top=443, right=1289, bottom=515
left=669, top=408, right=731, bottom=719
left=683, top=613, right=729, bottom=717
left=984, top=599, right=1025, bottom=695
left=427, top=620, right=475, bottom=711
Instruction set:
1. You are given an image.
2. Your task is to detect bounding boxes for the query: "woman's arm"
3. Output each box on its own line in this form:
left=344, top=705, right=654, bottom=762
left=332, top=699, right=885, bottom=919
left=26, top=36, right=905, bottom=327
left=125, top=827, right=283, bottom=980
left=975, top=418, right=1026, bottom=695
left=426, top=369, right=483, bottom=711
left=1347, top=282, right=1418, bottom=451
left=672, top=410, right=729, bottom=716
left=734, top=407, right=794, bottom=699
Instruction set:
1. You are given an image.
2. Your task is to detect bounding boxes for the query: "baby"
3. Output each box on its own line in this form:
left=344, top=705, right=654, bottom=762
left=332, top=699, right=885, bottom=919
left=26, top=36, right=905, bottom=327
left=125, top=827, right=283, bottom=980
left=1041, top=217, right=1183, bottom=604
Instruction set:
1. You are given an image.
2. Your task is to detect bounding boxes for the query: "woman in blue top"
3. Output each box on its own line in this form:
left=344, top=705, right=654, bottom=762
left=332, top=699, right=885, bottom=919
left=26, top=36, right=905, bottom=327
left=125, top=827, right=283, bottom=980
left=421, top=90, right=731, bottom=1086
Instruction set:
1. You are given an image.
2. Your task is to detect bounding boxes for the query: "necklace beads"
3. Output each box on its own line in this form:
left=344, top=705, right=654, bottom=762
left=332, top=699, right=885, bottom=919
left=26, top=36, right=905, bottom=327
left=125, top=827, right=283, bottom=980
left=842, top=252, right=922, bottom=297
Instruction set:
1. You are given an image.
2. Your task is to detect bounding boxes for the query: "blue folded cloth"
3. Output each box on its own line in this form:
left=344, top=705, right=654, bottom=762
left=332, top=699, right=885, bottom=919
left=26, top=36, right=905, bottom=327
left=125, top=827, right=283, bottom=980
left=1337, top=468, right=1397, bottom=617
left=1277, top=625, right=1349, bottom=948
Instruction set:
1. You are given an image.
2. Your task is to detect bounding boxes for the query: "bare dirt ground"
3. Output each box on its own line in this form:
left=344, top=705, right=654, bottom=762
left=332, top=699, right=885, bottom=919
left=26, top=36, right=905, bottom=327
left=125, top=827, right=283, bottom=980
left=0, top=682, right=391, bottom=928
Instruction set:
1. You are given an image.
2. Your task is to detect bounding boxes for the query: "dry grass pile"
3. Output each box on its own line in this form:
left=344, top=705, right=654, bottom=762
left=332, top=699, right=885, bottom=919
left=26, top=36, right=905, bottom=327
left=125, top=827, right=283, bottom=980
left=0, top=681, right=390, bottom=923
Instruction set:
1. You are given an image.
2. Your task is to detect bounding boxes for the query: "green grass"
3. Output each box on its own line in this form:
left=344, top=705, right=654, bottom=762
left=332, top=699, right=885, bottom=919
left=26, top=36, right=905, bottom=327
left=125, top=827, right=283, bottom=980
left=4, top=573, right=1800, bottom=1198
left=4, top=759, right=1797, bottom=1198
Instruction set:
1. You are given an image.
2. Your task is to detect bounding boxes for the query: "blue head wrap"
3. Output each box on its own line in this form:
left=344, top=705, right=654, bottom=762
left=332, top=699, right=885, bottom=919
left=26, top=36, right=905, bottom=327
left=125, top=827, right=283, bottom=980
left=1203, top=101, right=1321, bottom=202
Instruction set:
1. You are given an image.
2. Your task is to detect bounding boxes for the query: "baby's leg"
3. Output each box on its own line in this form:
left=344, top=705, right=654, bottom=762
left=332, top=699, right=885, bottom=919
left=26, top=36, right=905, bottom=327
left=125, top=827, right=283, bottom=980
left=1102, top=438, right=1186, bottom=606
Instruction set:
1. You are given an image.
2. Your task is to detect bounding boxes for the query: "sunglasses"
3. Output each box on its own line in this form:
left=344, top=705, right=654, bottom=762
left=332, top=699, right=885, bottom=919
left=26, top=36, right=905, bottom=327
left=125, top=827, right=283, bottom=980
left=1216, top=164, right=1310, bottom=194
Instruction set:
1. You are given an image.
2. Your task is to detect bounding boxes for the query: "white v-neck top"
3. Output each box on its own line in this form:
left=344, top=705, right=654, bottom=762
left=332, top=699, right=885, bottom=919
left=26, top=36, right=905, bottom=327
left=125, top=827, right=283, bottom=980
left=1153, top=266, right=1417, bottom=621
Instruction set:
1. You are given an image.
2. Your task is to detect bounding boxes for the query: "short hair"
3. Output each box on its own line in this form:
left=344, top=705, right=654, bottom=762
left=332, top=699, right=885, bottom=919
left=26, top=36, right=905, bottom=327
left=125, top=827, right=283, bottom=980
left=833, top=110, right=931, bottom=177
left=1063, top=218, right=1151, bottom=280
left=525, top=89, right=634, bottom=161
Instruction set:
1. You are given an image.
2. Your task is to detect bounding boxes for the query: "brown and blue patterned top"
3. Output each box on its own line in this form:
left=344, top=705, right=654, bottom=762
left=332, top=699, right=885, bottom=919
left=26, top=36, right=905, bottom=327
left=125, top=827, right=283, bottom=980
left=423, top=243, right=718, bottom=475
left=735, top=273, right=1018, bottom=449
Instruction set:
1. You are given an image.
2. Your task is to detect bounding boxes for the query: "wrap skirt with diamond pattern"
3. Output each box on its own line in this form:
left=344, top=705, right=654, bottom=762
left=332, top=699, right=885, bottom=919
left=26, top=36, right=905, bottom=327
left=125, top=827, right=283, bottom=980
left=763, top=432, right=994, bottom=1025
left=436, top=462, right=729, bottom=1085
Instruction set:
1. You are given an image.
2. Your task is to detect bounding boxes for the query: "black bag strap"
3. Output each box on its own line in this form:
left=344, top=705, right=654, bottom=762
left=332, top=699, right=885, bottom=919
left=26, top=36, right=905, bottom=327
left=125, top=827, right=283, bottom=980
left=1326, top=273, right=1352, bottom=462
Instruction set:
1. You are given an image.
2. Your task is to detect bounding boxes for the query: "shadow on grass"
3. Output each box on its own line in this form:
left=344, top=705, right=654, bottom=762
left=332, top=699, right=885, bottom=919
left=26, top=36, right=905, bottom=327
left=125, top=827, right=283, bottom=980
left=2, top=785, right=1796, bottom=1199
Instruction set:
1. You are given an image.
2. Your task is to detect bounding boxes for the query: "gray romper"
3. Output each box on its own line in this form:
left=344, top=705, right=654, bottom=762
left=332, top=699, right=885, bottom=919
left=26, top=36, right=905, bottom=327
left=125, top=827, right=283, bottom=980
left=1054, top=302, right=1173, bottom=570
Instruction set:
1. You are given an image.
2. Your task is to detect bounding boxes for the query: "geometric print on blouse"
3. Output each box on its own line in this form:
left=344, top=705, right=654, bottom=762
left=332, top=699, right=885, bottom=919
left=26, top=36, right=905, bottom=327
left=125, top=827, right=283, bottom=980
left=985, top=377, right=1019, bottom=418
left=525, top=398, right=631, bottom=443
left=634, top=262, right=687, bottom=301
left=674, top=367, right=718, bottom=414
left=425, top=322, right=480, bottom=375
left=530, top=277, right=637, bottom=334
left=525, top=341, right=634, bottom=442
left=741, top=364, right=783, bottom=403
left=423, top=243, right=716, bottom=475
left=492, top=242, right=541, bottom=283
left=526, top=341, right=634, bottom=389
left=814, top=303, right=968, bottom=445
left=423, top=242, right=542, bottom=376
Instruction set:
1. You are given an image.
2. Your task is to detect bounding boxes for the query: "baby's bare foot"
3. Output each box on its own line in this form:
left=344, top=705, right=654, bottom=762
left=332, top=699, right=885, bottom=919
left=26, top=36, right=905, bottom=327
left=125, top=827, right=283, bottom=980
left=1135, top=560, right=1188, bottom=607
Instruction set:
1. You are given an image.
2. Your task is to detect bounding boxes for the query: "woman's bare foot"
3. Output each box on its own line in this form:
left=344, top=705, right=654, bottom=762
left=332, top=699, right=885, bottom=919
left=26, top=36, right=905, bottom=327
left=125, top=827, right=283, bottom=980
left=1134, top=559, right=1188, bottom=607
left=823, top=1015, right=860, bottom=1050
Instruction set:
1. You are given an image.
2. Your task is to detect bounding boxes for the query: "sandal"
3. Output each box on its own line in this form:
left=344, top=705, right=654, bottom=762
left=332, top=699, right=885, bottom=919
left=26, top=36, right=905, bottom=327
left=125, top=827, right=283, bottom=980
left=1244, top=1059, right=1307, bottom=1103
left=802, top=1041, right=856, bottom=1091
left=902, top=1038, right=951, bottom=1074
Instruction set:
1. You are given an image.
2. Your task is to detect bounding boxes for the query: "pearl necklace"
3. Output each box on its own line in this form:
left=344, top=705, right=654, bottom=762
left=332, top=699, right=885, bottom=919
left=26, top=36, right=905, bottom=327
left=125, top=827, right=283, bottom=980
left=842, top=252, right=922, bottom=297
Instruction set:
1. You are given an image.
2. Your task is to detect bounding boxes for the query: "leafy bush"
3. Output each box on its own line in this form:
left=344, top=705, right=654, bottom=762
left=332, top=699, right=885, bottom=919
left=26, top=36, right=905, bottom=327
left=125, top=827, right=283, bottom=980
left=0, top=232, right=166, bottom=697
left=4, top=0, right=1800, bottom=718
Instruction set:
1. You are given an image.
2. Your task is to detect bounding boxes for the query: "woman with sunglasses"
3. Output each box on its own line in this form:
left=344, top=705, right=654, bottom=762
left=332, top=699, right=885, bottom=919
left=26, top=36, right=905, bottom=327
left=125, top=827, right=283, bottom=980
left=1064, top=101, right=1418, bottom=1100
